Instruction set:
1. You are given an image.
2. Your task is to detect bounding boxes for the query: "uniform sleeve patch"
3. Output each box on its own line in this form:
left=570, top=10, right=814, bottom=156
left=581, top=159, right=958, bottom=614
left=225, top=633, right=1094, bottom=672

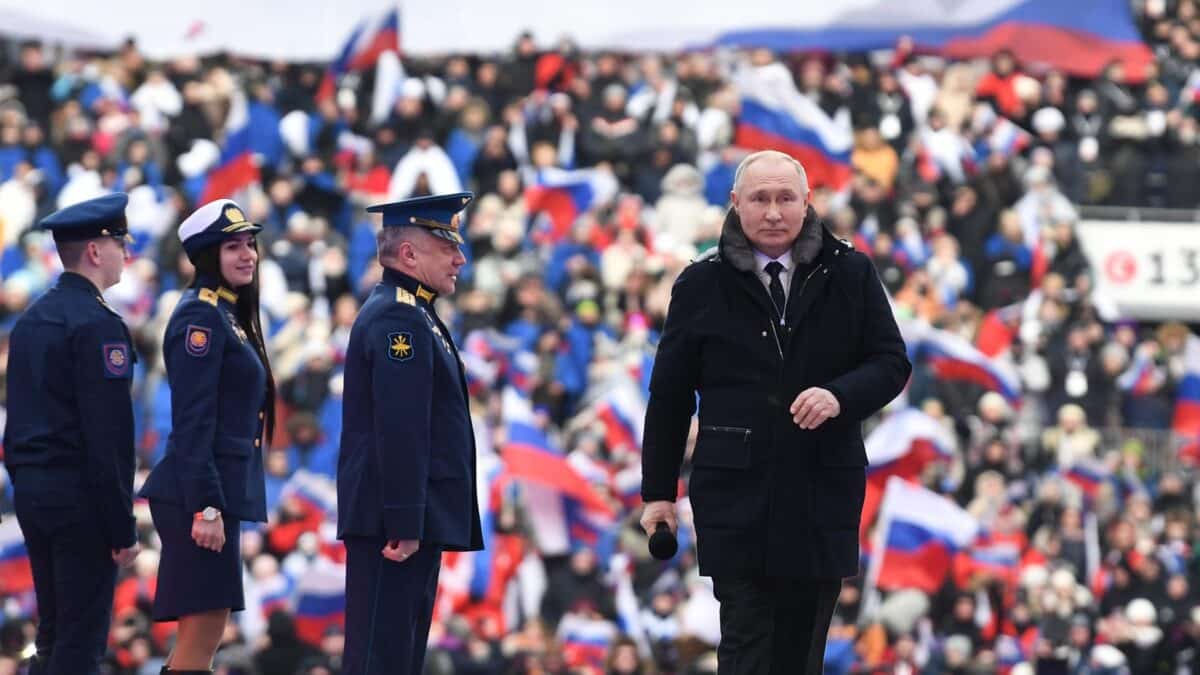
left=387, top=332, right=414, bottom=361
left=185, top=325, right=212, bottom=357
left=102, top=342, right=131, bottom=378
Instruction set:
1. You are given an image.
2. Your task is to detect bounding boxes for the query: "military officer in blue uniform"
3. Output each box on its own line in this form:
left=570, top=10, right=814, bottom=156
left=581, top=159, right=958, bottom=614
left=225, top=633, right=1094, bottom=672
left=338, top=192, right=484, bottom=674
left=3, top=193, right=142, bottom=675
left=139, top=199, right=275, bottom=674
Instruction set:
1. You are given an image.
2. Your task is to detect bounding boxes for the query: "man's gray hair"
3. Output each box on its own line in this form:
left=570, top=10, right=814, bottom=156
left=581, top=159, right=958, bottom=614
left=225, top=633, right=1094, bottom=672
left=377, top=226, right=418, bottom=264
left=732, top=150, right=809, bottom=195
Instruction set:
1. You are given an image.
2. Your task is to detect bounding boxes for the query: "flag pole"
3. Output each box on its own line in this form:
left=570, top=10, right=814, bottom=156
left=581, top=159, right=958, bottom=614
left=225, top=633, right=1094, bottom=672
left=860, top=477, right=894, bottom=621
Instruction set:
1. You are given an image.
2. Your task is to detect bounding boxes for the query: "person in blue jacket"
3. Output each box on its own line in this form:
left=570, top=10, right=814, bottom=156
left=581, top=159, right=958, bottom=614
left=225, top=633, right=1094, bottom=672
left=338, top=192, right=483, bottom=674
left=4, top=193, right=141, bottom=675
left=139, top=199, right=276, bottom=674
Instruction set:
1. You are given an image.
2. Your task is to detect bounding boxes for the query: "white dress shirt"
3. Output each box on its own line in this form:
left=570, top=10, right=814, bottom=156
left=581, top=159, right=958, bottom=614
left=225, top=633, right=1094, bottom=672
left=753, top=249, right=793, bottom=313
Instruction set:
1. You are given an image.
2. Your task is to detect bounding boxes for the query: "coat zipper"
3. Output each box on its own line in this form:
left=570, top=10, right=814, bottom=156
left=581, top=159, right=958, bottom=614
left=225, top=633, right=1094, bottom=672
left=768, top=263, right=824, bottom=361
left=700, top=425, right=752, bottom=438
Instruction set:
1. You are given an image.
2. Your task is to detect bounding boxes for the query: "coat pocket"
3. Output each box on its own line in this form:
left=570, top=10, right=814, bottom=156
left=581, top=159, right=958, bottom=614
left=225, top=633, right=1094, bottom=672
left=692, top=426, right=752, bottom=469
left=689, top=426, right=761, bottom=530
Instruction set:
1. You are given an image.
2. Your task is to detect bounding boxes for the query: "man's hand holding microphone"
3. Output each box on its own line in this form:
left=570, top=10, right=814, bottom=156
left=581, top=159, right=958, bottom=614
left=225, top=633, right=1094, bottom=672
left=640, top=500, right=678, bottom=560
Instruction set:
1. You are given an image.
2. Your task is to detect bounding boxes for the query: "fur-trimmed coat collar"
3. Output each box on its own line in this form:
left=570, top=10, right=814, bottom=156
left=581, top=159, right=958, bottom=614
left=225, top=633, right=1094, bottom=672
left=717, top=204, right=826, bottom=273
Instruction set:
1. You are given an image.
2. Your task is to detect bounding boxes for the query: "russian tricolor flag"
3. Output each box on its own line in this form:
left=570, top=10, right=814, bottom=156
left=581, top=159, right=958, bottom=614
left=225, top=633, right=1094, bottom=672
left=564, top=496, right=619, bottom=560
left=255, top=573, right=293, bottom=620
left=466, top=454, right=506, bottom=600
left=500, top=388, right=616, bottom=556
left=711, top=0, right=1151, bottom=82
left=293, top=557, right=346, bottom=645
left=869, top=477, right=979, bottom=594
left=464, top=330, right=539, bottom=394
left=954, top=533, right=1021, bottom=588
left=558, top=614, right=618, bottom=671
left=1173, top=334, right=1200, bottom=452
left=502, top=423, right=614, bottom=516
left=523, top=167, right=619, bottom=243
left=462, top=349, right=500, bottom=396
left=865, top=408, right=955, bottom=485
left=199, top=89, right=259, bottom=204
left=1116, top=350, right=1164, bottom=396
left=902, top=319, right=1022, bottom=404
left=1064, top=459, right=1109, bottom=499
left=0, top=518, right=33, bottom=595
left=975, top=117, right=1031, bottom=162
left=594, top=384, right=645, bottom=454
left=318, top=8, right=401, bottom=102
left=280, top=469, right=339, bottom=519
left=733, top=62, right=853, bottom=192
left=500, top=389, right=614, bottom=516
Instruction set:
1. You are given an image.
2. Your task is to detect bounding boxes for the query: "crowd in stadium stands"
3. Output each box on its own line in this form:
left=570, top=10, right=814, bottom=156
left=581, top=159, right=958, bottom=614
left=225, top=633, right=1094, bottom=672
left=2, top=0, right=1200, bottom=673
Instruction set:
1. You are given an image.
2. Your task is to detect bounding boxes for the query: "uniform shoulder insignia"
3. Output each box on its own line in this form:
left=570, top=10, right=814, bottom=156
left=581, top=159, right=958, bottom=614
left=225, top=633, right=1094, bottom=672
left=387, top=331, right=414, bottom=361
left=395, top=288, right=416, bottom=305
left=198, top=288, right=219, bottom=306
left=692, top=247, right=719, bottom=263
left=185, top=324, right=213, bottom=357
left=101, top=341, right=131, bottom=378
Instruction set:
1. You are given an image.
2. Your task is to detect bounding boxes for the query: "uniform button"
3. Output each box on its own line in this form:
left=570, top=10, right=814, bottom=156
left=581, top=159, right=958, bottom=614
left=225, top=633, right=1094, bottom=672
left=258, top=411, right=264, bottom=420
left=761, top=330, right=768, bottom=337
left=254, top=439, right=261, bottom=447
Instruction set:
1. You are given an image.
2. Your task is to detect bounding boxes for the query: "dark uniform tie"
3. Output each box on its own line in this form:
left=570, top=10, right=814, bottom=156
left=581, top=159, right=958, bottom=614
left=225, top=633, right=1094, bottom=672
left=765, top=261, right=787, bottom=322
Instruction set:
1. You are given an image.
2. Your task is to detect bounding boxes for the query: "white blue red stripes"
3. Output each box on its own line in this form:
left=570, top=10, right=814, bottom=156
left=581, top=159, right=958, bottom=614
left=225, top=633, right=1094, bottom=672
left=293, top=556, right=346, bottom=645
left=0, top=518, right=33, bottom=595
left=902, top=318, right=1022, bottom=404
left=1173, top=335, right=1200, bottom=442
left=200, top=90, right=259, bottom=203
left=733, top=63, right=853, bottom=192
left=708, top=0, right=1151, bottom=80
left=870, top=477, right=979, bottom=594
left=523, top=167, right=618, bottom=243
left=865, top=408, right=955, bottom=483
left=318, top=9, right=400, bottom=101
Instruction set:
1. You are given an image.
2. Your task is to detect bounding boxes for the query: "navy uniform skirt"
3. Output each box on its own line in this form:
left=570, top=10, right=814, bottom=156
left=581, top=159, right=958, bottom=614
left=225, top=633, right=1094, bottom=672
left=149, top=500, right=244, bottom=621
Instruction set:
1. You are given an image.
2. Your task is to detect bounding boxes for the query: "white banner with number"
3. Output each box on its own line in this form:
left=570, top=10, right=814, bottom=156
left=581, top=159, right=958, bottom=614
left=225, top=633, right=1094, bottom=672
left=1076, top=220, right=1200, bottom=321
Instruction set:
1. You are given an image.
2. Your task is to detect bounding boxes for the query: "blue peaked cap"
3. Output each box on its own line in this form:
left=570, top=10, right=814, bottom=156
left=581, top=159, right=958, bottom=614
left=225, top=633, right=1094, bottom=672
left=40, top=193, right=132, bottom=242
left=366, top=192, right=474, bottom=245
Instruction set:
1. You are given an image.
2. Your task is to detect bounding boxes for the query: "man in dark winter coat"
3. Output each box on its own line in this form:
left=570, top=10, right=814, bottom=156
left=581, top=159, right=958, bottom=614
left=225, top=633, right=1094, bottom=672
left=640, top=150, right=911, bottom=675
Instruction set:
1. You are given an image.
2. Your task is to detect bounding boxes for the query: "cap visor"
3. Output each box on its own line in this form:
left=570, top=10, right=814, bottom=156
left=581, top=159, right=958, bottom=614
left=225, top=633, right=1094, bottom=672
left=222, top=222, right=263, bottom=235
left=428, top=229, right=464, bottom=245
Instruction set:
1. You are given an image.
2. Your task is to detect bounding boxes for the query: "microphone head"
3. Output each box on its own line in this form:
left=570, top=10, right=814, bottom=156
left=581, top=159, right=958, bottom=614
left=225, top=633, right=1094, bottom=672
left=648, top=522, right=678, bottom=560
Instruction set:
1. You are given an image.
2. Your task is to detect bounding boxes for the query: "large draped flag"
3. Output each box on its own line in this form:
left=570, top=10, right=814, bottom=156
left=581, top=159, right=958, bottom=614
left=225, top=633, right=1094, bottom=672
left=869, top=477, right=979, bottom=594
left=733, top=62, right=854, bottom=192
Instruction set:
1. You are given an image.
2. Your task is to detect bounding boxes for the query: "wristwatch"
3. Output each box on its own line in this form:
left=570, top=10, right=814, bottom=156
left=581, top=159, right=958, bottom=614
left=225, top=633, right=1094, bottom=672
left=195, top=507, right=220, bottom=522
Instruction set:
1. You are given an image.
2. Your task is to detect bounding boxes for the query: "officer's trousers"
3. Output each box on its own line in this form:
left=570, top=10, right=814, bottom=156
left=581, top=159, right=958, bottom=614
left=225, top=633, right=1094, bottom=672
left=14, top=483, right=118, bottom=675
left=342, top=537, right=442, bottom=675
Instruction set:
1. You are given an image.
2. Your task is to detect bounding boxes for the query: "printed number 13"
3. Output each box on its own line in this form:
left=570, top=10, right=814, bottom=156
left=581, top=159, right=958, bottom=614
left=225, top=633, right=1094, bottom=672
left=1148, top=249, right=1200, bottom=286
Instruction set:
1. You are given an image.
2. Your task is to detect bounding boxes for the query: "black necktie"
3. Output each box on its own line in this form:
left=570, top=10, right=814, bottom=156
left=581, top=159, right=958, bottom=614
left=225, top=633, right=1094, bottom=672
left=765, top=261, right=786, bottom=322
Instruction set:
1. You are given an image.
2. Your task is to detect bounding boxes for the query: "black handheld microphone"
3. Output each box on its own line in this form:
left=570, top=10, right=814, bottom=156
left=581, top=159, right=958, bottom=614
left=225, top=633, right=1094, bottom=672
left=648, top=522, right=678, bottom=560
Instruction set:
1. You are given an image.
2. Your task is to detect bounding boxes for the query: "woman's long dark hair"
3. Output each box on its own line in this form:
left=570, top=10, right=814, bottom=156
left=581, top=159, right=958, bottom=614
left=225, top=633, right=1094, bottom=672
left=187, top=239, right=277, bottom=444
